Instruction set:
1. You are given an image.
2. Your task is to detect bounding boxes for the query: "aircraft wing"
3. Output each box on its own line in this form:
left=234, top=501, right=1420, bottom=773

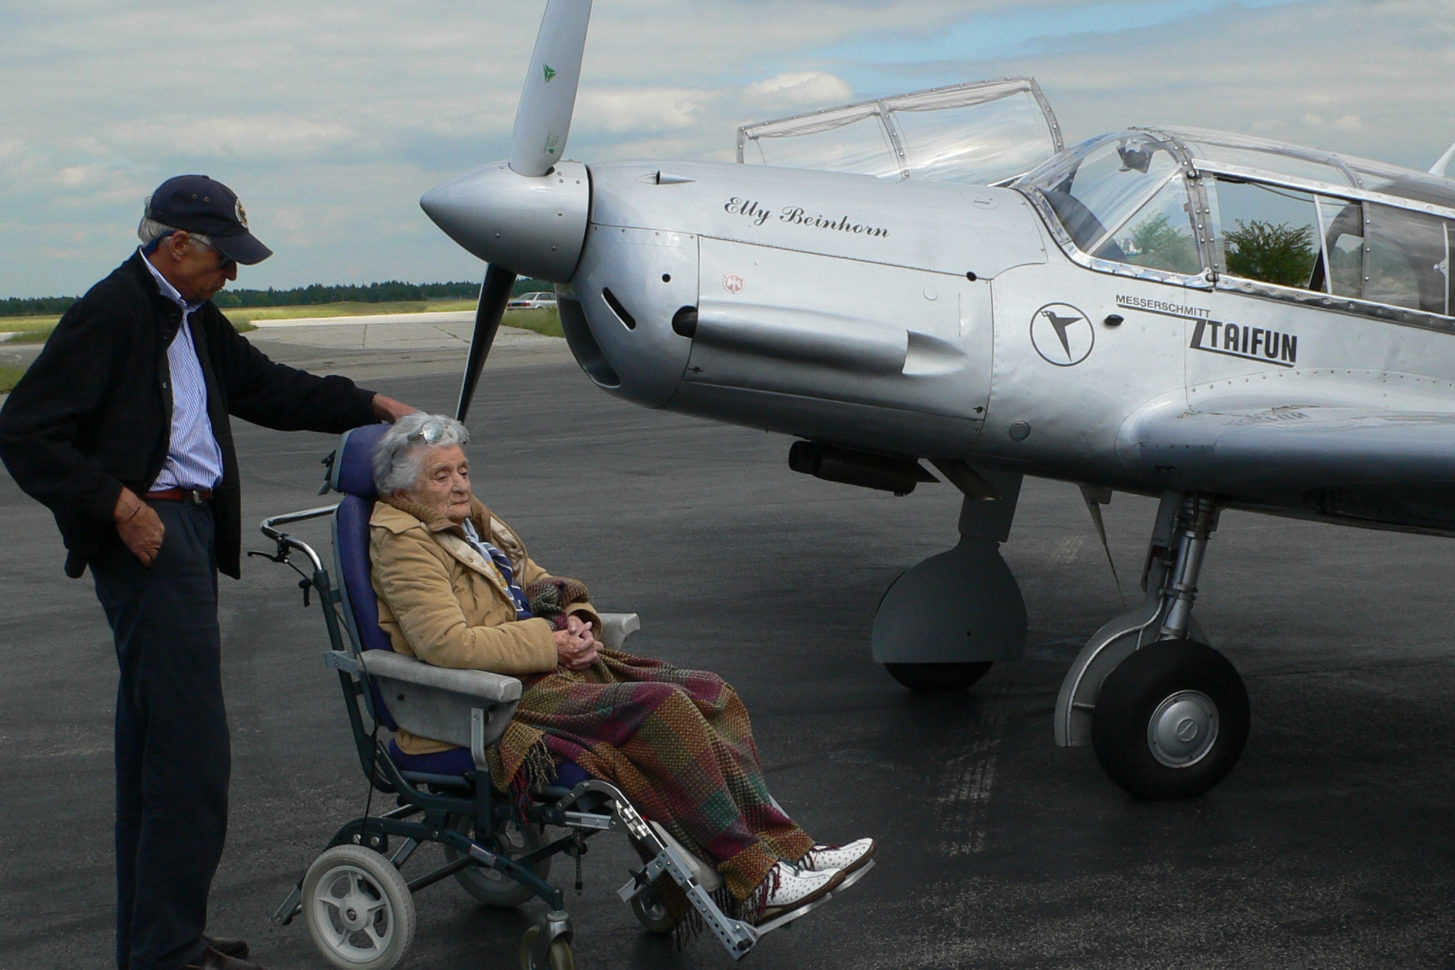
left=1118, top=403, right=1455, bottom=530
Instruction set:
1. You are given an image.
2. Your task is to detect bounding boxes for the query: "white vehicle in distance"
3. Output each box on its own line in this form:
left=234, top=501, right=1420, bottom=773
left=506, top=291, right=557, bottom=309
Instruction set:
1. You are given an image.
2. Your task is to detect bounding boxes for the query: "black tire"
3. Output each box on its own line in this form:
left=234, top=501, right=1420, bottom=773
left=629, top=886, right=679, bottom=935
left=1093, top=639, right=1249, bottom=800
left=302, top=844, right=416, bottom=970
left=441, top=813, right=551, bottom=908
left=884, top=661, right=992, bottom=692
left=519, top=927, right=575, bottom=970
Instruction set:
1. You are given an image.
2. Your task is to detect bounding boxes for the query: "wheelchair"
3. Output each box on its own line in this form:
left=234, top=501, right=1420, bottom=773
left=256, top=424, right=867, bottom=970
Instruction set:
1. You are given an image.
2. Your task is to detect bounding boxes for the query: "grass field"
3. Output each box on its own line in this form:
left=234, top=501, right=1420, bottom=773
left=226, top=298, right=477, bottom=325
left=502, top=307, right=563, bottom=338
left=0, top=315, right=64, bottom=344
left=0, top=298, right=485, bottom=343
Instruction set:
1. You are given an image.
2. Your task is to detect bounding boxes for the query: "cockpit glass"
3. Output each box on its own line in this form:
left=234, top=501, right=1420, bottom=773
left=739, top=109, right=902, bottom=179
left=1017, top=133, right=1194, bottom=267
left=739, top=78, right=1062, bottom=185
left=891, top=93, right=1063, bottom=184
left=1209, top=179, right=1322, bottom=288
left=1184, top=141, right=1348, bottom=187
left=1020, top=125, right=1455, bottom=316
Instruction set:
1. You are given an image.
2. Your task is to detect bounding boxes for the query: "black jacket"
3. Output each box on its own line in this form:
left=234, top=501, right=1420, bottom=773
left=0, top=252, right=379, bottom=578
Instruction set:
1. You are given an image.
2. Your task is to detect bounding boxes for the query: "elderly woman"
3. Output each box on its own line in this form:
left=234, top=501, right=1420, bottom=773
left=368, top=413, right=873, bottom=922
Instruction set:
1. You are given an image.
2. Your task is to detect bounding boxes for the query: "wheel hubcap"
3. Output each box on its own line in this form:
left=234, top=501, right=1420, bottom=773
left=1147, top=690, right=1219, bottom=768
left=315, top=868, right=392, bottom=957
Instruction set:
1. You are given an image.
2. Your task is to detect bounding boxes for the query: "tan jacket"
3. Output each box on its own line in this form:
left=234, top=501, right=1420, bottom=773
left=369, top=496, right=600, bottom=753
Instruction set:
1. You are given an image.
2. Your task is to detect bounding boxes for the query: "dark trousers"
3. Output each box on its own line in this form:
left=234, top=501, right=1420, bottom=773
left=91, top=501, right=229, bottom=970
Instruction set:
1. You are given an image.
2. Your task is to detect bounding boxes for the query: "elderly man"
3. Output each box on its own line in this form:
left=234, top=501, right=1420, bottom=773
left=0, top=175, right=413, bottom=970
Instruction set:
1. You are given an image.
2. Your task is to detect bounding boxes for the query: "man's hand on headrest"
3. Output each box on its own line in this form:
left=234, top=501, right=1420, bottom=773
left=372, top=394, right=417, bottom=423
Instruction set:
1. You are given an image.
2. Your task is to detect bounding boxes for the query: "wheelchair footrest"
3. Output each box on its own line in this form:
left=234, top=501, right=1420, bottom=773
left=577, top=779, right=760, bottom=959
left=548, top=779, right=754, bottom=959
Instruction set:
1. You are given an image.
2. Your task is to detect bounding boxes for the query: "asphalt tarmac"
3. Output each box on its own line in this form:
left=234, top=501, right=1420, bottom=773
left=2, top=319, right=1453, bottom=970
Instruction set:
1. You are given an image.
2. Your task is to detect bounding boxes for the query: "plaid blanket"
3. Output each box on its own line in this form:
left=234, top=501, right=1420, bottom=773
left=490, top=647, right=813, bottom=903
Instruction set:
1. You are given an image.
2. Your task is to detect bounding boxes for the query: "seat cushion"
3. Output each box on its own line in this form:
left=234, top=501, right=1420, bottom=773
left=388, top=739, right=477, bottom=775
left=386, top=739, right=591, bottom=789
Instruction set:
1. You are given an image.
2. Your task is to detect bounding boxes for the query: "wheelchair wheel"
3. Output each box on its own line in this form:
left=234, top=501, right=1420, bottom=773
left=520, top=926, right=576, bottom=970
left=302, top=844, right=416, bottom=970
left=630, top=886, right=679, bottom=935
left=442, top=813, right=552, bottom=907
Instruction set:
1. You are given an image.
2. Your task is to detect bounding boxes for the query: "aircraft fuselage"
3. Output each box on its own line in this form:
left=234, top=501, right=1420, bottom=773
left=557, top=158, right=1455, bottom=533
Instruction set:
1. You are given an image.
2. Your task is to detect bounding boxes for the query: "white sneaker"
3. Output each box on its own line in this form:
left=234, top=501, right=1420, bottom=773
left=757, top=861, right=844, bottom=917
left=799, top=838, right=876, bottom=874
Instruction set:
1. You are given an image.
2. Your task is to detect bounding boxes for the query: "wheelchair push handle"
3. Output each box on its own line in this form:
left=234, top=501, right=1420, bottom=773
left=255, top=505, right=338, bottom=574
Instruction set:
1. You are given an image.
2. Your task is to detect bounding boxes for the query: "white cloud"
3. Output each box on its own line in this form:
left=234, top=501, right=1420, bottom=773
left=577, top=88, right=711, bottom=135
left=107, top=116, right=365, bottom=162
left=54, top=165, right=107, bottom=190
left=0, top=0, right=1451, bottom=298
left=744, top=72, right=856, bottom=112
left=1302, top=114, right=1365, bottom=133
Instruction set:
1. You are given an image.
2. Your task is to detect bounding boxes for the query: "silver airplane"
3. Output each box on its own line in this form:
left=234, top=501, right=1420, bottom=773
left=418, top=0, right=1455, bottom=800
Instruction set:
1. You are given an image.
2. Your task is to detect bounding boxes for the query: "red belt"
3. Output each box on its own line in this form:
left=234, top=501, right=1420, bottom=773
left=147, top=487, right=213, bottom=504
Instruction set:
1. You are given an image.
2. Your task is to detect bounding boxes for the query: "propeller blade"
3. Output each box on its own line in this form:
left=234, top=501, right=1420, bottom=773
left=457, top=265, right=517, bottom=422
left=511, top=0, right=593, bottom=177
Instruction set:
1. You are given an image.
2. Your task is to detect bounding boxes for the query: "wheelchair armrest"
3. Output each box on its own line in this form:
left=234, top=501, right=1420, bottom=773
left=600, top=612, right=640, bottom=651
left=358, top=650, right=522, bottom=757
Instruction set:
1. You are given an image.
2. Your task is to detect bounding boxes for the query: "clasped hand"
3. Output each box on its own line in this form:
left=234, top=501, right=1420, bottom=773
left=553, top=614, right=601, bottom=671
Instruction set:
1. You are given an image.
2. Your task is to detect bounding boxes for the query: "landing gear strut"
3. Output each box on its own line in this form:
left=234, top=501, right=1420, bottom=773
left=1056, top=493, right=1250, bottom=799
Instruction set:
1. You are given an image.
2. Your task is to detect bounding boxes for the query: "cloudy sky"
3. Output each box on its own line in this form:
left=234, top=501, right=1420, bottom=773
left=2, top=0, right=1452, bottom=300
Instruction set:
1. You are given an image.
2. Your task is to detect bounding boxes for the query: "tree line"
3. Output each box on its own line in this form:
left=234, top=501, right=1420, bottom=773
left=1, top=279, right=554, bottom=317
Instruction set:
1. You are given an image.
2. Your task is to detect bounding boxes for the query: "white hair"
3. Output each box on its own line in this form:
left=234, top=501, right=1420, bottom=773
left=372, top=413, right=471, bottom=495
left=137, top=210, right=214, bottom=249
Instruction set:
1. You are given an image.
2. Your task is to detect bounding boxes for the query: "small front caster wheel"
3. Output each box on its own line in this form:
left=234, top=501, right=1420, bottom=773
left=520, top=926, right=576, bottom=970
left=630, top=885, right=680, bottom=935
left=1093, top=639, right=1250, bottom=800
left=302, top=844, right=416, bottom=970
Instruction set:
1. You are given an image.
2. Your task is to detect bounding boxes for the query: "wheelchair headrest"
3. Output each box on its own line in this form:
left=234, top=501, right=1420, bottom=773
left=331, top=423, right=387, bottom=499
left=329, top=423, right=399, bottom=731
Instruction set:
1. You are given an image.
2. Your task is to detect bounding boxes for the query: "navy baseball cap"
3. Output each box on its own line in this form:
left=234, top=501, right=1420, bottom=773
left=145, top=174, right=273, bottom=265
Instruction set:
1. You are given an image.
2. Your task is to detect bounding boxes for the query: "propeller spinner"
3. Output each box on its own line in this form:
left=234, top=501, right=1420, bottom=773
left=420, top=0, right=594, bottom=420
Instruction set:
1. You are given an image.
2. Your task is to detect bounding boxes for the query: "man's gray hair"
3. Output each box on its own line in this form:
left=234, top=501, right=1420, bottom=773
left=137, top=210, right=215, bottom=249
left=372, top=413, right=471, bottom=496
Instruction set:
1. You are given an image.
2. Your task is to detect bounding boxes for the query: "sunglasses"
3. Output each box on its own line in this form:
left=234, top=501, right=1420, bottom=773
left=407, top=419, right=468, bottom=446
left=188, top=235, right=236, bottom=271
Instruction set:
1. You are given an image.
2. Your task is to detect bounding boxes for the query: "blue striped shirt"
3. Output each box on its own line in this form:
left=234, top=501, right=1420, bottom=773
left=140, top=250, right=224, bottom=491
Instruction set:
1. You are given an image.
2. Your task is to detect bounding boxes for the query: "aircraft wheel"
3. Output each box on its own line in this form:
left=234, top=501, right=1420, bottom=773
left=884, top=661, right=992, bottom=692
left=520, top=926, right=576, bottom=970
left=302, top=844, right=416, bottom=970
left=629, top=885, right=680, bottom=935
left=441, top=813, right=551, bottom=907
left=1092, top=639, right=1249, bottom=800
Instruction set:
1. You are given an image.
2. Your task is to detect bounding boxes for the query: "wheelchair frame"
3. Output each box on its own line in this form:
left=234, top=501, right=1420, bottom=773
left=256, top=505, right=862, bottom=970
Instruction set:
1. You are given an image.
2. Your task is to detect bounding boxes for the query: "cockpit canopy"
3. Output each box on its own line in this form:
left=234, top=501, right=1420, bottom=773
left=738, top=78, right=1064, bottom=186
left=1015, top=127, right=1455, bottom=320
left=737, top=76, right=1455, bottom=322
